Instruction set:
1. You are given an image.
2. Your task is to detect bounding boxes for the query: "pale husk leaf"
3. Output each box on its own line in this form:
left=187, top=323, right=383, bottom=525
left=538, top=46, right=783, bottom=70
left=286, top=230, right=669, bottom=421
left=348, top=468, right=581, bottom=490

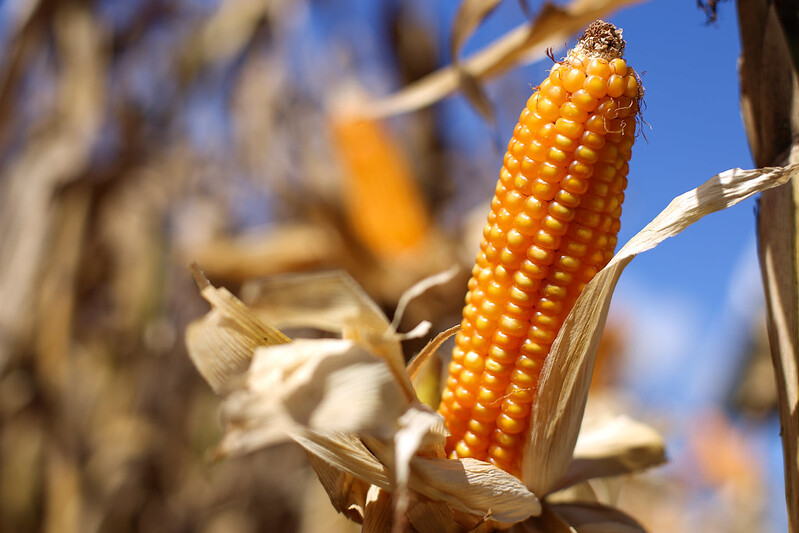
left=240, top=270, right=389, bottom=336
left=297, top=428, right=540, bottom=527
left=407, top=324, right=460, bottom=382
left=185, top=269, right=290, bottom=395
left=390, top=266, right=459, bottom=333
left=307, top=452, right=371, bottom=523
left=523, top=164, right=799, bottom=494
left=217, top=339, right=408, bottom=453
left=294, top=432, right=393, bottom=491
left=546, top=478, right=622, bottom=508
left=392, top=406, right=445, bottom=531
left=554, top=415, right=666, bottom=491
left=407, top=500, right=463, bottom=533
left=410, top=456, right=541, bottom=524
left=362, top=486, right=394, bottom=533
left=240, top=270, right=416, bottom=401
left=361, top=0, right=645, bottom=118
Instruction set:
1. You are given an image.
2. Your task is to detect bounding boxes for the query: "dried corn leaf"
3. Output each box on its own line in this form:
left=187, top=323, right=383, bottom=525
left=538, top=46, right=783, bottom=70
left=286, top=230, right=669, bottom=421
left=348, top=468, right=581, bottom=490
left=362, top=0, right=645, bottom=118
left=186, top=269, right=290, bottom=395
left=524, top=164, right=799, bottom=494
left=555, top=415, right=665, bottom=491
left=450, top=0, right=505, bottom=64
left=218, top=339, right=408, bottom=453
left=759, top=180, right=799, bottom=533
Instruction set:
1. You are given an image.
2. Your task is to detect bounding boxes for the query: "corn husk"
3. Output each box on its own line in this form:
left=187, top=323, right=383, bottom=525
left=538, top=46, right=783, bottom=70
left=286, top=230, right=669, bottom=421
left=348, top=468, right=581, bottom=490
left=186, top=164, right=798, bottom=530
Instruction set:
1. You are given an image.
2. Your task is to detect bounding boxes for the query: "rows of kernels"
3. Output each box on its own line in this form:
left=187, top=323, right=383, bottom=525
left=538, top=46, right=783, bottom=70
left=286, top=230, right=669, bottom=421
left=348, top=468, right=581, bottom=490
left=439, top=53, right=638, bottom=477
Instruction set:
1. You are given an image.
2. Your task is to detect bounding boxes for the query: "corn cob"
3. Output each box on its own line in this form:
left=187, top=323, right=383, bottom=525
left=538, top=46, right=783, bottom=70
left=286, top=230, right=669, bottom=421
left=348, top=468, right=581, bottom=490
left=438, top=20, right=641, bottom=477
left=330, top=115, right=431, bottom=261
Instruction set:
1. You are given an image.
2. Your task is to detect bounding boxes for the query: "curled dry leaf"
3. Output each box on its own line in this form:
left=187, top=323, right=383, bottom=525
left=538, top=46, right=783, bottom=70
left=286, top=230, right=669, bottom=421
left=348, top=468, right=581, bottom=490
left=218, top=339, right=409, bottom=454
left=524, top=164, right=799, bottom=494
left=362, top=0, right=645, bottom=118
left=556, top=415, right=666, bottom=491
left=185, top=267, right=290, bottom=394
left=241, top=270, right=417, bottom=401
left=363, top=485, right=394, bottom=533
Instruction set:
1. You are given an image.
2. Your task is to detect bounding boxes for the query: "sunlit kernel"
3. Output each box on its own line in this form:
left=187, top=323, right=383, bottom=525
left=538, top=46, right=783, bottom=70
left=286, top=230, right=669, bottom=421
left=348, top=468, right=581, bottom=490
left=496, top=414, right=527, bottom=435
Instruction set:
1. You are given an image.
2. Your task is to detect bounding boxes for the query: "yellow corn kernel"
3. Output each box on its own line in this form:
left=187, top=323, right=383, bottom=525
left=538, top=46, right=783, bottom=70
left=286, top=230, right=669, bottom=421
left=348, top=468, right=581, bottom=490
left=438, top=20, right=639, bottom=477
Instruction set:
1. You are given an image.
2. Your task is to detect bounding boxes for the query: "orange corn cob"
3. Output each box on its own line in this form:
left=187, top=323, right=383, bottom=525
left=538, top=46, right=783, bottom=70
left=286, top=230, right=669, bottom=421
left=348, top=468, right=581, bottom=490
left=438, top=20, right=642, bottom=477
left=330, top=115, right=431, bottom=261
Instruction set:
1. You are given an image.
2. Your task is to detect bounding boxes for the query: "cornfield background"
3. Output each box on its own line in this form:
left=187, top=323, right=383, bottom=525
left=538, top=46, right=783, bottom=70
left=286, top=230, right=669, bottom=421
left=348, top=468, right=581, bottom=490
left=0, top=1, right=796, bottom=532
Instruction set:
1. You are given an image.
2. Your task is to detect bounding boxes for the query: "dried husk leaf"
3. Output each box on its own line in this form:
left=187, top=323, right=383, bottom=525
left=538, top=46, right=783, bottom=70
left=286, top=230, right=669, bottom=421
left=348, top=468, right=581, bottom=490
left=240, top=270, right=416, bottom=401
left=307, top=452, right=371, bottom=524
left=547, top=503, right=647, bottom=533
left=410, top=456, right=541, bottom=524
left=294, top=432, right=393, bottom=491
left=546, top=478, right=622, bottom=508
left=407, top=324, right=460, bottom=383
left=217, top=339, right=408, bottom=453
left=241, top=270, right=390, bottom=336
left=362, top=0, right=645, bottom=118
left=554, top=415, right=666, bottom=491
left=406, top=500, right=463, bottom=533
left=512, top=504, right=573, bottom=533
left=523, top=164, right=799, bottom=494
left=185, top=269, right=290, bottom=395
left=390, top=266, right=459, bottom=332
left=391, top=406, right=449, bottom=529
left=362, top=486, right=394, bottom=533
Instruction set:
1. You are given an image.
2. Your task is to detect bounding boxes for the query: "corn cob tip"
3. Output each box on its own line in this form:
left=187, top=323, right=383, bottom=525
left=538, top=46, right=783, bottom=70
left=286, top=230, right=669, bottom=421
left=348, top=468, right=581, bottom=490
left=572, top=20, right=625, bottom=61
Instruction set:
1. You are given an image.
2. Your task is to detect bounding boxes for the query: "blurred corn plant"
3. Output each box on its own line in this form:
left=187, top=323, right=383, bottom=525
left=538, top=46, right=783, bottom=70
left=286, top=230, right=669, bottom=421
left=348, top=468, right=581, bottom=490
left=1, top=0, right=798, bottom=532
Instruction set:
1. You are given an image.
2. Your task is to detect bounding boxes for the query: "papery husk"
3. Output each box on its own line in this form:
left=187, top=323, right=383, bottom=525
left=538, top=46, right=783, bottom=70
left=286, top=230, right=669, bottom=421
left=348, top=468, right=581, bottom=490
left=185, top=267, right=290, bottom=395
left=409, top=456, right=541, bottom=524
left=554, top=415, right=666, bottom=491
left=362, top=486, right=394, bottom=533
left=217, top=339, right=409, bottom=454
left=517, top=502, right=646, bottom=533
left=407, top=324, right=460, bottom=383
left=307, top=452, right=372, bottom=524
left=361, top=0, right=646, bottom=118
left=240, top=270, right=417, bottom=401
left=523, top=164, right=799, bottom=495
